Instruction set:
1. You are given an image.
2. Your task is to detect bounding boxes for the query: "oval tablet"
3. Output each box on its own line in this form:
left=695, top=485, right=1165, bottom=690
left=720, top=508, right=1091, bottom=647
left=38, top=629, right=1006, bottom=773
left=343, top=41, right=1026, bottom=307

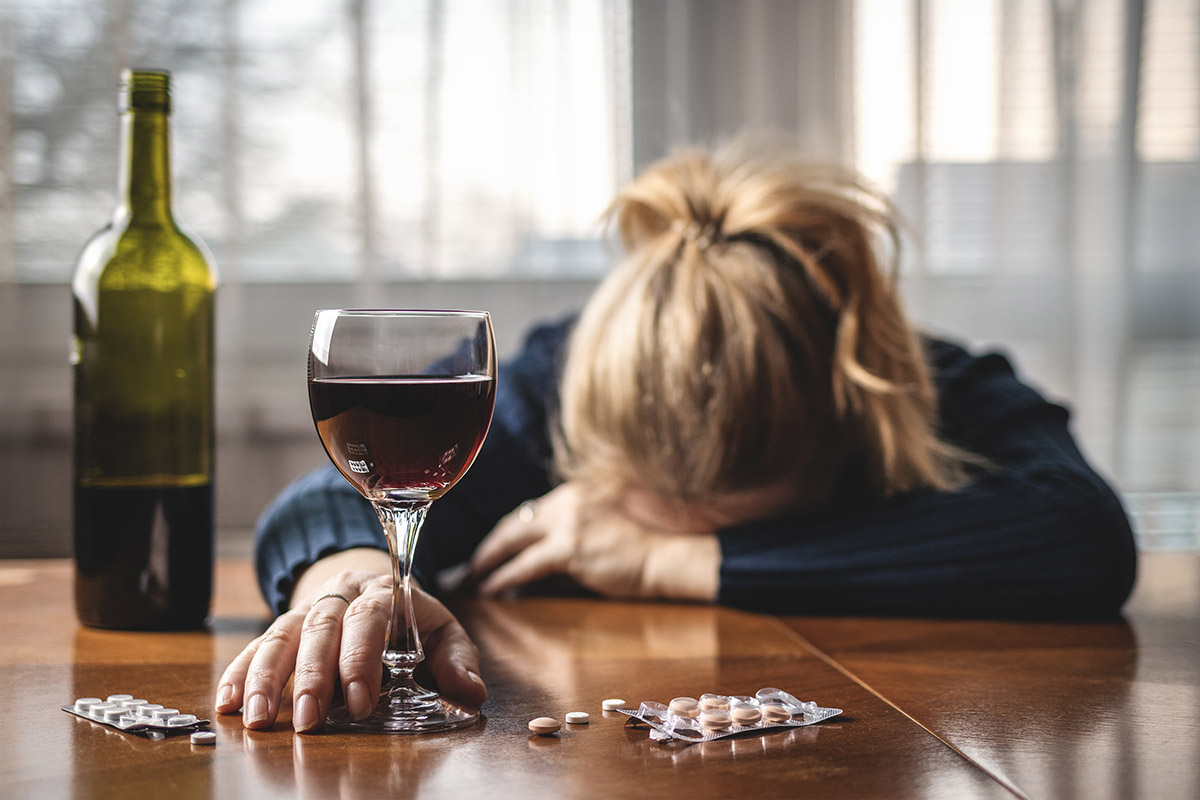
left=699, top=708, right=731, bottom=730
left=528, top=717, right=561, bottom=735
left=730, top=702, right=762, bottom=725
left=601, top=698, right=626, bottom=711
left=565, top=711, right=589, bottom=724
left=668, top=697, right=700, bottom=718
left=760, top=702, right=792, bottom=723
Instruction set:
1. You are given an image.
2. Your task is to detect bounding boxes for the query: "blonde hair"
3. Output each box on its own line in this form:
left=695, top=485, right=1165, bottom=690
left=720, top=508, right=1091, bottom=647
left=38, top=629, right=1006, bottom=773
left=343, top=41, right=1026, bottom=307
left=556, top=140, right=970, bottom=506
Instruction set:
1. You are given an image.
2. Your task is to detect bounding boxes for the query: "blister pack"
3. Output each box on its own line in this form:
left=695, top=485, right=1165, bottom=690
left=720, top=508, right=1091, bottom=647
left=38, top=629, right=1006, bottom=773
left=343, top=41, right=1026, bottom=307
left=617, top=687, right=841, bottom=743
left=62, top=694, right=212, bottom=741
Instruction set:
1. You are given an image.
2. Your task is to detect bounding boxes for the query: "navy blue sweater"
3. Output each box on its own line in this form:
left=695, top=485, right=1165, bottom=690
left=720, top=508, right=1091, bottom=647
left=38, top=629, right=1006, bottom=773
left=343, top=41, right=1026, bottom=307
left=256, top=317, right=1137, bottom=619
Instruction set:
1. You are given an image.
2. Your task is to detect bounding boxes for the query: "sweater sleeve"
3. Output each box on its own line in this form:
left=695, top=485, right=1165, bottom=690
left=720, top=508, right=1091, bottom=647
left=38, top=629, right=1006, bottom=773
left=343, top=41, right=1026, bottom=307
left=715, top=337, right=1138, bottom=619
left=254, top=317, right=568, bottom=615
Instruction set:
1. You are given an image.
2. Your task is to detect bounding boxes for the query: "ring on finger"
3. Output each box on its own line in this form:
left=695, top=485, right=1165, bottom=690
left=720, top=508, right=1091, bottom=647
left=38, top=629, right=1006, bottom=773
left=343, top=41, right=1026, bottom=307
left=311, top=592, right=352, bottom=609
left=517, top=500, right=538, bottom=523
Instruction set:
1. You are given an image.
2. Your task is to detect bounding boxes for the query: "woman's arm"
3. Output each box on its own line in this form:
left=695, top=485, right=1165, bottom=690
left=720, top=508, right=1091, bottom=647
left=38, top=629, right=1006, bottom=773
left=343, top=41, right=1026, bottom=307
left=716, top=338, right=1138, bottom=619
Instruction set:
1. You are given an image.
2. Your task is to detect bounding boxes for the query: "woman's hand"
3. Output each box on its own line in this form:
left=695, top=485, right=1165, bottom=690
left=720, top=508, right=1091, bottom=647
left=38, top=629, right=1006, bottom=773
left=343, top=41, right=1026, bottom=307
left=215, top=548, right=487, bottom=733
left=469, top=483, right=721, bottom=601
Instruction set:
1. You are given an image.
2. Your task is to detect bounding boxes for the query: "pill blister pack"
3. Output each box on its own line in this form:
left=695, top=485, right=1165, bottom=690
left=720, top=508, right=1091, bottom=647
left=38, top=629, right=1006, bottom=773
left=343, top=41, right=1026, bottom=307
left=616, top=687, right=841, bottom=743
left=61, top=694, right=211, bottom=741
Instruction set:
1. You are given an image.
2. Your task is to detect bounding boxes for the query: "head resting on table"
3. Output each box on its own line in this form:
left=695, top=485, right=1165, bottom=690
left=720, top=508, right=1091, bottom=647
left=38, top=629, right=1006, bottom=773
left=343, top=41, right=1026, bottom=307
left=555, top=137, right=972, bottom=529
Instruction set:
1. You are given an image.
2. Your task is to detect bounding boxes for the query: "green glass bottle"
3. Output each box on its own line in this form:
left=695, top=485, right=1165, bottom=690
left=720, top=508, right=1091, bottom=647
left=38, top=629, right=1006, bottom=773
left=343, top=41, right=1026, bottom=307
left=72, top=69, right=217, bottom=630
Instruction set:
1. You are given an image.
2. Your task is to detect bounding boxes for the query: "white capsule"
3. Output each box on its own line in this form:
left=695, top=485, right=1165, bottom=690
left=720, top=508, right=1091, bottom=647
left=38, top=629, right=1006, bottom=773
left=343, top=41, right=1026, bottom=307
left=601, top=698, right=627, bottom=711
left=565, top=711, right=589, bottom=724
left=190, top=730, right=217, bottom=746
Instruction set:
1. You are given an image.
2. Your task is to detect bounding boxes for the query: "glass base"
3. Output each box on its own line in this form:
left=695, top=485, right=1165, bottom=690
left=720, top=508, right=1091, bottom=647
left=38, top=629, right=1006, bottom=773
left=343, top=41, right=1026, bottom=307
left=325, top=684, right=479, bottom=734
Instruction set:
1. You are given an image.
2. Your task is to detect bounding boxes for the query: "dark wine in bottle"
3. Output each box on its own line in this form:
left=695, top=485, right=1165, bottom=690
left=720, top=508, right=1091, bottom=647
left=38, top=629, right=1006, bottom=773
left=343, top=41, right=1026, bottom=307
left=71, top=69, right=218, bottom=630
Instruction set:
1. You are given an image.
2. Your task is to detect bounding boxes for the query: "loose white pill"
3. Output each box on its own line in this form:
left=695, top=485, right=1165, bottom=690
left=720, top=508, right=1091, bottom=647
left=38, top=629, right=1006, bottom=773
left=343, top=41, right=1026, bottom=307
left=528, top=717, right=561, bottom=735
left=601, top=698, right=627, bottom=711
left=565, top=711, right=589, bottom=724
left=190, top=731, right=217, bottom=746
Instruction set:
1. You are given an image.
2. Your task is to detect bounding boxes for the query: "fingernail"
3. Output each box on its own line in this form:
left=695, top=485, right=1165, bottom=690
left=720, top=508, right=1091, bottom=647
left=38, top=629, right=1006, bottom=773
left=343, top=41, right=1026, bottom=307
left=216, top=683, right=234, bottom=711
left=467, top=670, right=488, bottom=700
left=345, top=681, right=374, bottom=720
left=293, top=693, right=320, bottom=733
left=245, top=693, right=270, bottom=727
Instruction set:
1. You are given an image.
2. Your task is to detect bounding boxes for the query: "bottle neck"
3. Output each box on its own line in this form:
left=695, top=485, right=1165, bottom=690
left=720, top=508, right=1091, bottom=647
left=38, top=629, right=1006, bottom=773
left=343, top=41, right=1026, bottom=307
left=118, top=108, right=173, bottom=225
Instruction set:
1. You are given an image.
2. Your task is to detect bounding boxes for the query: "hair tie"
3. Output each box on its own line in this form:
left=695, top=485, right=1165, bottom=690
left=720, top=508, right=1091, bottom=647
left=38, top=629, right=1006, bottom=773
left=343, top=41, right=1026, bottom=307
left=671, top=219, right=720, bottom=251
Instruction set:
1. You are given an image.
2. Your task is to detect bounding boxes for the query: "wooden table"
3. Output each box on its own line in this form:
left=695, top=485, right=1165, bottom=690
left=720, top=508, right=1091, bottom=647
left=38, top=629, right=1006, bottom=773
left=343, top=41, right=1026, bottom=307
left=1, top=554, right=1196, bottom=799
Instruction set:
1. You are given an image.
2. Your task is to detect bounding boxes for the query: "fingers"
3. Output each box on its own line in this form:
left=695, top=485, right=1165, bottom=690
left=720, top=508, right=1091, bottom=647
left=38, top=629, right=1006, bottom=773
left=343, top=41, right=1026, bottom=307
left=414, top=588, right=488, bottom=707
left=290, top=591, right=354, bottom=733
left=218, top=607, right=307, bottom=729
left=476, top=537, right=567, bottom=595
left=334, top=576, right=390, bottom=721
left=469, top=511, right=547, bottom=579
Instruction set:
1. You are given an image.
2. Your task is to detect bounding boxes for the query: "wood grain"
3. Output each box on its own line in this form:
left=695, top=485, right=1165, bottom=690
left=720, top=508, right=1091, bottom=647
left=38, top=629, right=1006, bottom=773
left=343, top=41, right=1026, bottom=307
left=2, top=554, right=1193, bottom=799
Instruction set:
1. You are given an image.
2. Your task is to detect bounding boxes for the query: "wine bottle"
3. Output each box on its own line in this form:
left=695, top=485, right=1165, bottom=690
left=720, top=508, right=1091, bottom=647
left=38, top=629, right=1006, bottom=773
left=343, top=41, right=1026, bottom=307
left=71, top=69, right=218, bottom=630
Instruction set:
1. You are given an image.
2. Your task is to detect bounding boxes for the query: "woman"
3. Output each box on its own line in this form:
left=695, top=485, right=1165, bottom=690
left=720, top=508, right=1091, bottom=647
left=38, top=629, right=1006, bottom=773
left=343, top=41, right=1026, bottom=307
left=217, top=141, right=1137, bottom=733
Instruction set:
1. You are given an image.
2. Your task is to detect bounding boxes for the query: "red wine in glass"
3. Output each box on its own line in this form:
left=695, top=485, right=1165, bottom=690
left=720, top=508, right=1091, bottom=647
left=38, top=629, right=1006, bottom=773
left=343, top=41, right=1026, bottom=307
left=310, top=375, right=495, bottom=501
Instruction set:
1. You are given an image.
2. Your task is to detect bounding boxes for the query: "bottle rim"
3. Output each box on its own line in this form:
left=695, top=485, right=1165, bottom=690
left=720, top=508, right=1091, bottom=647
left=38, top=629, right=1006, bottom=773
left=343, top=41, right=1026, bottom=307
left=120, top=68, right=171, bottom=114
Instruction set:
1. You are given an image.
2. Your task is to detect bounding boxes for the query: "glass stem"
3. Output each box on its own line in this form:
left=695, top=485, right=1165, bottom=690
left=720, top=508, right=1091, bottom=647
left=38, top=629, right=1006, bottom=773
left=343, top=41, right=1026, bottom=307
left=373, top=500, right=430, bottom=684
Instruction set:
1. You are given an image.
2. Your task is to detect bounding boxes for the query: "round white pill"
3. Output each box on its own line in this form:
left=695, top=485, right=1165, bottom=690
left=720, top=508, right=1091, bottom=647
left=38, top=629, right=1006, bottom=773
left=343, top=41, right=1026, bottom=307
left=166, top=714, right=199, bottom=727
left=102, top=707, right=126, bottom=723
left=122, top=699, right=148, bottom=709
left=152, top=708, right=180, bottom=721
left=87, top=703, right=116, bottom=720
left=601, top=698, right=627, bottom=711
left=564, top=711, right=589, bottom=724
left=74, top=698, right=103, bottom=713
left=106, top=694, right=133, bottom=704
left=190, top=731, right=217, bottom=746
left=528, top=717, right=561, bottom=735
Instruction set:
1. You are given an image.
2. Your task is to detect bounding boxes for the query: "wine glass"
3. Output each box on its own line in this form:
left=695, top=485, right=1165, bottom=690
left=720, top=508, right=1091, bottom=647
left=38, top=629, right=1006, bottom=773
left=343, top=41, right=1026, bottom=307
left=308, top=309, right=496, bottom=733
